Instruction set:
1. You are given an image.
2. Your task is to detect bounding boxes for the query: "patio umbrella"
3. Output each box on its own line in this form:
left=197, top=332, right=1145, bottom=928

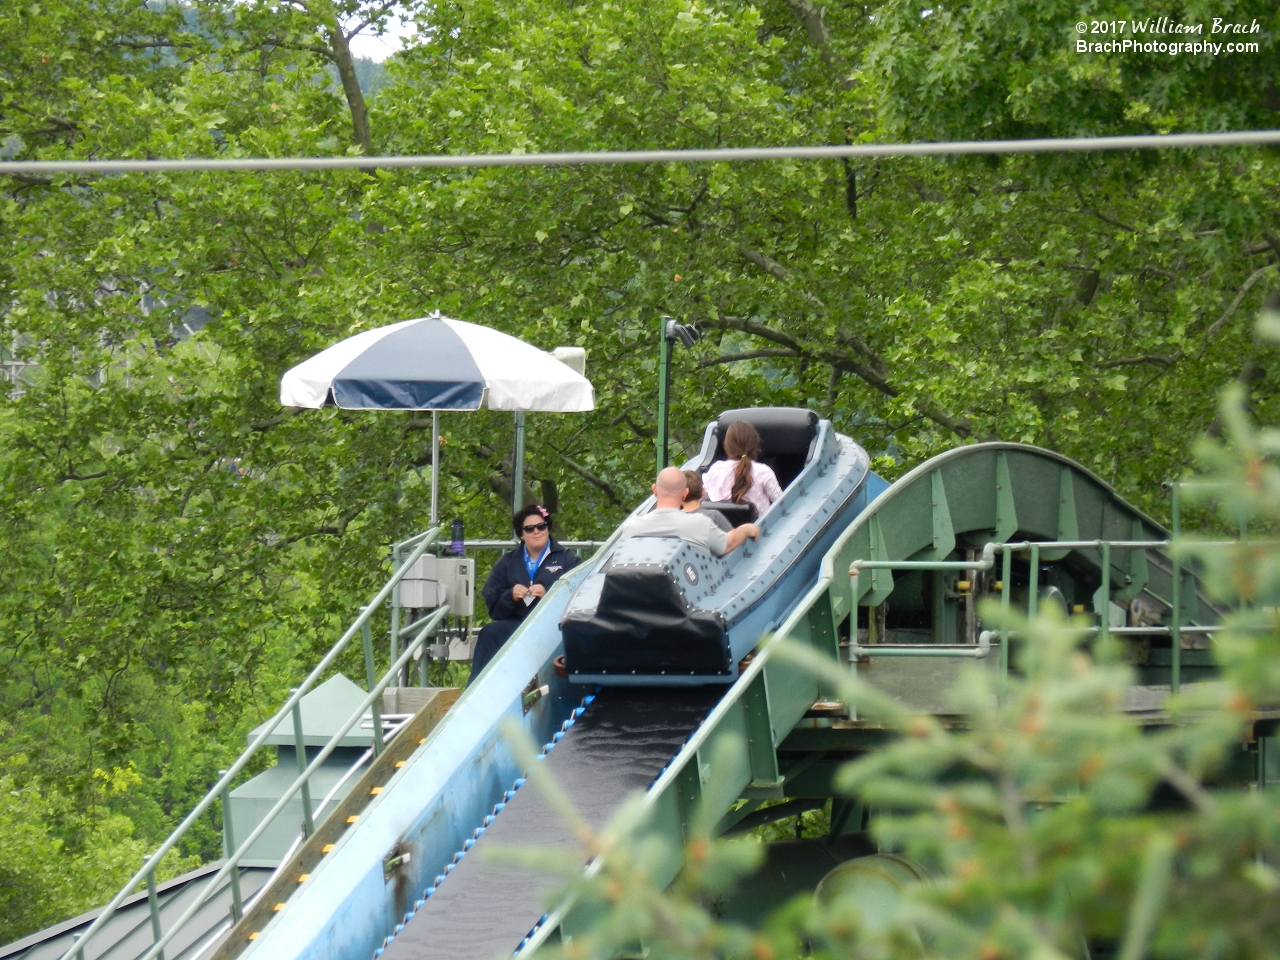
left=280, top=314, right=594, bottom=519
left=280, top=314, right=593, bottom=413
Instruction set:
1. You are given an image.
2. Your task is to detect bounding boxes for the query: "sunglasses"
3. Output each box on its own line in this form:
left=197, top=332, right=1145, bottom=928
left=521, top=521, right=549, bottom=533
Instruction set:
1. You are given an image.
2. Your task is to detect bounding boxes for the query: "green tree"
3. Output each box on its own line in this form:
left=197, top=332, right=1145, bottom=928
left=1, top=0, right=1278, bottom=939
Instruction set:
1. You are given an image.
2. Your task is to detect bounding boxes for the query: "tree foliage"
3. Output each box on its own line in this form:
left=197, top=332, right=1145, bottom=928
left=1, top=0, right=1278, bottom=940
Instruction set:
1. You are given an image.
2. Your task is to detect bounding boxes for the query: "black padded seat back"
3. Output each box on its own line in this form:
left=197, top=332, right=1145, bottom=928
left=702, top=501, right=756, bottom=528
left=700, top=407, right=820, bottom=490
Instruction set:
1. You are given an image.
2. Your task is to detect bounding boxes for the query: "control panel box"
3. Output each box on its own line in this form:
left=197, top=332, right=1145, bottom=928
left=399, top=556, right=475, bottom=617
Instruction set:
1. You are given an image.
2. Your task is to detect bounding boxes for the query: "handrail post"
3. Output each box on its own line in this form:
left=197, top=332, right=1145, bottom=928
left=390, top=542, right=402, bottom=687
left=1170, top=482, right=1182, bottom=694
left=290, top=693, right=316, bottom=837
left=431, top=410, right=440, bottom=525
left=1028, top=542, right=1040, bottom=617
left=219, top=769, right=243, bottom=920
left=1100, top=541, right=1111, bottom=648
left=999, top=545, right=1012, bottom=689
left=362, top=612, right=385, bottom=756
left=144, top=854, right=165, bottom=960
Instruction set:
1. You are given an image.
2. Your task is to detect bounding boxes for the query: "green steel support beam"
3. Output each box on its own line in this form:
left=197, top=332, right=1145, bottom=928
left=1042, top=469, right=1078, bottom=561
left=928, top=470, right=956, bottom=560
left=860, top=514, right=893, bottom=608
left=995, top=452, right=1018, bottom=542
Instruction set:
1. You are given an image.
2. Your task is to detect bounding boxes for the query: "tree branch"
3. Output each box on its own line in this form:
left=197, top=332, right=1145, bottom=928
left=733, top=247, right=885, bottom=372
left=780, top=0, right=851, bottom=87
left=698, top=348, right=801, bottom=369
left=1263, top=231, right=1280, bottom=264
left=1203, top=263, right=1277, bottom=343
left=1097, top=354, right=1182, bottom=369
left=316, top=504, right=366, bottom=537
left=558, top=454, right=622, bottom=505
left=737, top=245, right=797, bottom=286
left=57, top=468, right=108, bottom=483
left=325, top=23, right=374, bottom=153
left=249, top=408, right=304, bottom=432
left=112, top=39, right=195, bottom=50
left=345, top=0, right=399, bottom=41
left=1074, top=186, right=1139, bottom=233
left=703, top=315, right=979, bottom=439
left=617, top=411, right=655, bottom=440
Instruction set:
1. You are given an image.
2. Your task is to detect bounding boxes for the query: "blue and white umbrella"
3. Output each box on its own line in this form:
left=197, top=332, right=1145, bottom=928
left=279, top=315, right=594, bottom=412
left=280, top=314, right=594, bottom=521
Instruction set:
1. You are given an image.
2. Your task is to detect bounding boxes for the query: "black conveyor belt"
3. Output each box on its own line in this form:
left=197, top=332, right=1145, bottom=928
left=382, top=687, right=722, bottom=960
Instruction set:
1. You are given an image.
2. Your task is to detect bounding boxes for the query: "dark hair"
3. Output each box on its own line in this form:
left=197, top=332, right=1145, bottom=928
left=722, top=420, right=761, bottom=504
left=512, top=503, right=552, bottom=536
left=682, top=470, right=704, bottom=502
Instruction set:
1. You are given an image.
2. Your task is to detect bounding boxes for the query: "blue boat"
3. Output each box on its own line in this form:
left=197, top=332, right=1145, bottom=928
left=561, top=406, right=886, bottom=683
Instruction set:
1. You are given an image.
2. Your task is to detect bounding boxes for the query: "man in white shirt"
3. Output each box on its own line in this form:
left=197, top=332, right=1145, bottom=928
left=619, top=467, right=760, bottom=555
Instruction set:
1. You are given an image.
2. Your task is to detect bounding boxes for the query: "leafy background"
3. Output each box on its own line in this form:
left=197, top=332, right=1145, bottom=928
left=0, top=0, right=1277, bottom=940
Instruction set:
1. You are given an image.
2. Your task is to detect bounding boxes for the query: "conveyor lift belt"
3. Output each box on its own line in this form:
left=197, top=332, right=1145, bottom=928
left=381, top=687, right=724, bottom=960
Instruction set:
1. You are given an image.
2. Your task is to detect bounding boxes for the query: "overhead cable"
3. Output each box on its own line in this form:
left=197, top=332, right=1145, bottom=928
left=3, top=129, right=1279, bottom=176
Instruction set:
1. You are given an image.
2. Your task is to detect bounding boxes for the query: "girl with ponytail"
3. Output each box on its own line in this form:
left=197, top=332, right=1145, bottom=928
left=702, top=420, right=783, bottom=518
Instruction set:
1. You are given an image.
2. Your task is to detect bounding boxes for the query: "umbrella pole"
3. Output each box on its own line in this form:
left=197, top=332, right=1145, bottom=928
left=512, top=411, right=526, bottom=511
left=431, top=411, right=440, bottom=526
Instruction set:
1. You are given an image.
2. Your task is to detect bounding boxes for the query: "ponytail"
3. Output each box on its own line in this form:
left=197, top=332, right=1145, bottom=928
left=722, top=420, right=762, bottom=505
left=731, top=458, right=753, bottom=504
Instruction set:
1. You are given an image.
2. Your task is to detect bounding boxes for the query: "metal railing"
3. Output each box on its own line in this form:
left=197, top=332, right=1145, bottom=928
left=848, top=535, right=1240, bottom=692
left=64, top=526, right=449, bottom=960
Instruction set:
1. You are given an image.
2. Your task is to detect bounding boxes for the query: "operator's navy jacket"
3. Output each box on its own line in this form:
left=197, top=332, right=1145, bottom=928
left=472, top=539, right=581, bottom=680
left=480, top=538, right=582, bottom=621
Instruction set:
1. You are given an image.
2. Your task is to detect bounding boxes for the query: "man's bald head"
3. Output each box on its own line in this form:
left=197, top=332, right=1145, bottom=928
left=653, top=466, right=689, bottom=507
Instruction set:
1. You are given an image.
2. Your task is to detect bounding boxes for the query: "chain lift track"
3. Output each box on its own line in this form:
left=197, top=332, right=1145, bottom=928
left=378, top=687, right=722, bottom=960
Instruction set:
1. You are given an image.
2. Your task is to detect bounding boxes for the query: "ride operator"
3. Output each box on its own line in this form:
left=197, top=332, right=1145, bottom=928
left=471, top=504, right=581, bottom=680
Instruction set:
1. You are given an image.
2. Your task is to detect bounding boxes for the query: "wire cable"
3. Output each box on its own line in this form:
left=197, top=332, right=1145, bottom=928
left=3, top=129, right=1279, bottom=176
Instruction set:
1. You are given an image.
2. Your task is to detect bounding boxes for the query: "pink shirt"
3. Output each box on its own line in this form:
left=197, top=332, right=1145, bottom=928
left=702, top=459, right=783, bottom=518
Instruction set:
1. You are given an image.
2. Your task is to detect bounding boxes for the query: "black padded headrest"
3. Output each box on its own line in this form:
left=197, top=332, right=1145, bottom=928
left=713, top=407, right=819, bottom=458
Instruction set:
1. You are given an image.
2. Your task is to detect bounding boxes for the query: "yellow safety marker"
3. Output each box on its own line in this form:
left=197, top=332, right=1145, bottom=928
left=395, top=761, right=406, bottom=768
left=347, top=815, right=359, bottom=824
left=371, top=786, right=383, bottom=795
left=322, top=844, right=335, bottom=853
left=298, top=873, right=310, bottom=883
left=248, top=933, right=259, bottom=941
left=274, top=903, right=286, bottom=912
